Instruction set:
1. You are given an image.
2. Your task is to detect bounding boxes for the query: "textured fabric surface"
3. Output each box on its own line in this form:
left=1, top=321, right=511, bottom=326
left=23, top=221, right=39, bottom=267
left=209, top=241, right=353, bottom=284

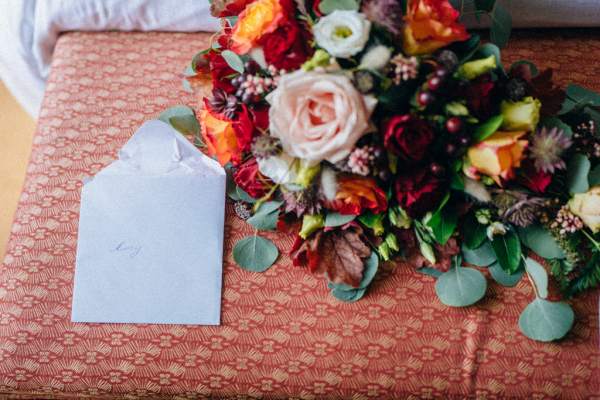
left=0, top=30, right=599, bottom=399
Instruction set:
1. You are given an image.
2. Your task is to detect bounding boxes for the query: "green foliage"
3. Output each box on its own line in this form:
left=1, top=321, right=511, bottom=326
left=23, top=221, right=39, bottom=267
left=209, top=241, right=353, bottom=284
left=324, top=212, right=356, bottom=227
left=559, top=84, right=600, bottom=114
left=488, top=3, right=512, bottom=48
left=318, top=0, right=359, bottom=14
left=221, top=50, right=245, bottom=74
left=524, top=257, right=548, bottom=298
left=158, top=106, right=201, bottom=142
left=233, top=236, right=279, bottom=272
left=462, top=241, right=496, bottom=267
left=565, top=252, right=600, bottom=297
left=462, top=212, right=487, bottom=249
left=518, top=225, right=565, bottom=259
left=566, top=153, right=590, bottom=194
left=588, top=165, right=600, bottom=186
left=541, top=116, right=572, bottom=137
left=491, top=230, right=522, bottom=274
left=518, top=299, right=574, bottom=342
left=473, top=115, right=503, bottom=142
left=489, top=261, right=523, bottom=287
left=427, top=194, right=457, bottom=245
left=417, top=267, right=443, bottom=278
left=510, top=60, right=539, bottom=77
left=247, top=201, right=283, bottom=231
left=435, top=264, right=487, bottom=307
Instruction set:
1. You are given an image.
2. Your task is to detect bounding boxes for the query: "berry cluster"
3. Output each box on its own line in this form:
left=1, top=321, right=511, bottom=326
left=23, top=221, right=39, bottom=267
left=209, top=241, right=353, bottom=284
left=231, top=62, right=284, bottom=103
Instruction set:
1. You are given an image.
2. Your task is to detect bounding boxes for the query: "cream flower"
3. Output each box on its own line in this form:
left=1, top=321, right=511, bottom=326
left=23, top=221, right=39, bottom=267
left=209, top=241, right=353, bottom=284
left=266, top=70, right=377, bottom=165
left=569, top=186, right=600, bottom=233
left=313, top=10, right=371, bottom=58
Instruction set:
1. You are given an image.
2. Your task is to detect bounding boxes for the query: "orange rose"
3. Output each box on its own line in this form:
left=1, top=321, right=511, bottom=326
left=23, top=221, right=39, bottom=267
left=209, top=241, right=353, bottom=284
left=231, top=0, right=285, bottom=54
left=466, top=130, right=528, bottom=185
left=402, top=0, right=468, bottom=56
left=330, top=176, right=388, bottom=215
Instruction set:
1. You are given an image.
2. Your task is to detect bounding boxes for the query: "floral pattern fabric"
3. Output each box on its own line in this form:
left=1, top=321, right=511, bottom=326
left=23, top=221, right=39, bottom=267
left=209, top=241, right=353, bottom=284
left=0, top=31, right=598, bottom=399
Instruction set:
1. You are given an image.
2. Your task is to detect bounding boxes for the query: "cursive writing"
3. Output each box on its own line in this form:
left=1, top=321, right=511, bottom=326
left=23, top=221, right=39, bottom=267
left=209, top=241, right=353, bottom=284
left=112, top=241, right=142, bottom=259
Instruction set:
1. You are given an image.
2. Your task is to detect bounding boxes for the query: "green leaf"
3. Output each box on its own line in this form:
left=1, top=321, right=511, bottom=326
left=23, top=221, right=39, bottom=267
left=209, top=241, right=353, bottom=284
left=589, top=165, right=600, bottom=186
left=247, top=201, right=282, bottom=231
left=318, top=0, right=359, bottom=14
left=510, top=60, right=539, bottom=77
left=451, top=34, right=481, bottom=63
left=169, top=115, right=200, bottom=136
left=566, top=153, right=590, bottom=194
left=541, top=116, right=573, bottom=137
left=226, top=170, right=241, bottom=201
left=518, top=225, right=565, bottom=259
left=489, top=261, right=523, bottom=287
left=158, top=105, right=196, bottom=125
left=324, top=212, right=356, bottom=227
left=417, top=267, right=443, bottom=278
left=435, top=266, right=487, bottom=307
left=566, top=84, right=600, bottom=107
left=233, top=236, right=279, bottom=272
left=358, top=212, right=385, bottom=235
left=427, top=194, right=457, bottom=245
left=475, top=43, right=502, bottom=69
left=463, top=213, right=488, bottom=249
left=236, top=186, right=257, bottom=203
left=518, top=299, right=574, bottom=342
left=524, top=257, right=548, bottom=299
left=473, top=115, right=503, bottom=142
left=489, top=3, right=512, bottom=48
left=462, top=242, right=496, bottom=267
left=474, top=0, right=495, bottom=12
left=220, top=50, right=245, bottom=74
left=491, top=230, right=522, bottom=273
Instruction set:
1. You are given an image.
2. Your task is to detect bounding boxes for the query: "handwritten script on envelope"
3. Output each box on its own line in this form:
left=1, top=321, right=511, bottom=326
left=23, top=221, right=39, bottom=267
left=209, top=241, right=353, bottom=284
left=71, top=120, right=226, bottom=325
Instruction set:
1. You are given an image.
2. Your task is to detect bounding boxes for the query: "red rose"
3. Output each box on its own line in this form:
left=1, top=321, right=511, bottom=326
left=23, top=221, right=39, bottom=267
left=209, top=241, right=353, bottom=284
left=232, top=105, right=255, bottom=152
left=258, top=0, right=312, bottom=70
left=465, top=75, right=495, bottom=118
left=395, top=168, right=445, bottom=217
left=233, top=158, right=271, bottom=198
left=518, top=160, right=552, bottom=193
left=384, top=114, right=434, bottom=163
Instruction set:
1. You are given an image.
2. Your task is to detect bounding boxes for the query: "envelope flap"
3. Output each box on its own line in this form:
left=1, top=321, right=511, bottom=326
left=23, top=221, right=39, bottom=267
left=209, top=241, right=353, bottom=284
left=99, top=120, right=224, bottom=177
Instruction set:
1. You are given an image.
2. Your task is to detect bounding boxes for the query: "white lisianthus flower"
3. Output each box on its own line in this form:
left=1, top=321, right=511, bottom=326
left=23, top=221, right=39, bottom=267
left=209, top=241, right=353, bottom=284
left=257, top=152, right=298, bottom=185
left=313, top=10, right=371, bottom=58
left=359, top=45, right=392, bottom=70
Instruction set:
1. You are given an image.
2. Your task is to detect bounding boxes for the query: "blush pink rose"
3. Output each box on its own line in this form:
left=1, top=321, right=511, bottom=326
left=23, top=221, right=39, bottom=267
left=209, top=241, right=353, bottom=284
left=266, top=70, right=377, bottom=164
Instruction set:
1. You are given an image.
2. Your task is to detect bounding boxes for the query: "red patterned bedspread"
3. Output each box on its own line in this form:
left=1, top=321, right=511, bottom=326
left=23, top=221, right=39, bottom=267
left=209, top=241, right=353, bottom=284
left=0, top=30, right=599, bottom=399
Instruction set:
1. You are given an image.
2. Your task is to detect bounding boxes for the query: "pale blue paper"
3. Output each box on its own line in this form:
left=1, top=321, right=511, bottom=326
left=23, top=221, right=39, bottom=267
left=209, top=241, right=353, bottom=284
left=71, top=120, right=226, bottom=325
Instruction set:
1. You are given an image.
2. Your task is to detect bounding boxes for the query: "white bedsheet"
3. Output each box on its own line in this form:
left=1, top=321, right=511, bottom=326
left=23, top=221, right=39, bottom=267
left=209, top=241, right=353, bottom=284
left=0, top=0, right=219, bottom=117
left=0, top=0, right=599, bottom=118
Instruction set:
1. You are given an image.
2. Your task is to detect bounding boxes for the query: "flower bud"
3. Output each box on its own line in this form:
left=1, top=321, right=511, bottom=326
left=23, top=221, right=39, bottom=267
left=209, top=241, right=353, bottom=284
left=458, top=55, right=497, bottom=80
left=299, top=214, right=325, bottom=239
left=501, top=96, right=541, bottom=132
left=419, top=240, right=436, bottom=265
left=295, top=160, right=320, bottom=188
left=302, top=49, right=331, bottom=71
left=359, top=45, right=392, bottom=71
left=486, top=221, right=507, bottom=240
left=378, top=242, right=391, bottom=261
left=385, top=233, right=399, bottom=252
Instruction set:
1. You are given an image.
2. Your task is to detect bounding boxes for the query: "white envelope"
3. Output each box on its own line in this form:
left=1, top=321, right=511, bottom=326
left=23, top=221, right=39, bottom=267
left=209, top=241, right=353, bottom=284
left=71, top=120, right=226, bottom=325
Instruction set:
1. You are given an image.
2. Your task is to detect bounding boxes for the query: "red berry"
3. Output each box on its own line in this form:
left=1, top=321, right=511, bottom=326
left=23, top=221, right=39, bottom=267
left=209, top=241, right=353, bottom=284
left=418, top=91, right=434, bottom=107
left=428, top=76, right=442, bottom=91
left=446, top=117, right=463, bottom=134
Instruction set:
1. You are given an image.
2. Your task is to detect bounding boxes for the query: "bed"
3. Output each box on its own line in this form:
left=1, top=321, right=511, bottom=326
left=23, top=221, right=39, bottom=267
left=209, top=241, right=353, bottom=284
left=0, top=30, right=598, bottom=399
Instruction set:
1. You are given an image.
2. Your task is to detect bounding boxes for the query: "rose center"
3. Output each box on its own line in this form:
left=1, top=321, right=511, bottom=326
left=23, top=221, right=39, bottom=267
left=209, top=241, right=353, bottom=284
left=307, top=96, right=336, bottom=126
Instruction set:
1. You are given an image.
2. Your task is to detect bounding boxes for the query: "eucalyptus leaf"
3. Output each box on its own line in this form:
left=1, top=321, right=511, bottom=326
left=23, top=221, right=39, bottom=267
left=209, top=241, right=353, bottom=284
left=169, top=115, right=200, bottom=136
left=325, top=212, right=356, bottom=227
left=221, top=50, right=245, bottom=74
left=588, top=165, right=600, bottom=186
left=236, top=186, right=257, bottom=203
left=474, top=43, right=502, bottom=69
left=435, top=266, right=487, bottom=307
left=474, top=115, right=503, bottom=142
left=566, top=84, right=600, bottom=107
left=462, top=241, right=496, bottom=267
left=489, top=3, right=512, bottom=48
left=233, top=236, right=279, bottom=272
left=524, top=257, right=548, bottom=299
left=247, top=201, right=282, bottom=231
left=566, top=153, right=590, bottom=194
left=158, top=105, right=196, bottom=125
left=318, top=0, right=359, bottom=14
left=518, top=225, right=565, bottom=259
left=541, top=117, right=572, bottom=137
left=328, top=252, right=378, bottom=302
left=330, top=286, right=367, bottom=302
left=489, top=262, right=523, bottom=287
left=417, top=267, right=443, bottom=278
left=518, top=298, right=574, bottom=342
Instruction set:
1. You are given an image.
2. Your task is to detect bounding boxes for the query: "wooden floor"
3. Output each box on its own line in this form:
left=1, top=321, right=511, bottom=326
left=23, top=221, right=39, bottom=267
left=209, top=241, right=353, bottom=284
left=0, top=81, right=35, bottom=260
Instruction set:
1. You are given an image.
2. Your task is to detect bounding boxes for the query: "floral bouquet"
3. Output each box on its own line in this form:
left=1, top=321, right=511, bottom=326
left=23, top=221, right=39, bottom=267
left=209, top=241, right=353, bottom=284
left=165, top=0, right=600, bottom=342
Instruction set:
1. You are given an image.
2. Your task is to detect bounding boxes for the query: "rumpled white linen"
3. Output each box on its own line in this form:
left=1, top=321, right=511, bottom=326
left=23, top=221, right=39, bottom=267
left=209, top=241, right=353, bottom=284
left=0, top=0, right=220, bottom=117
left=1, top=0, right=599, bottom=118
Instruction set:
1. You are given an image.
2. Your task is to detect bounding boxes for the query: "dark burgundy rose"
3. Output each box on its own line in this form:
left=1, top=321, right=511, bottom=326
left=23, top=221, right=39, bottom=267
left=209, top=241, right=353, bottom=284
left=464, top=74, right=494, bottom=118
left=383, top=114, right=434, bottom=163
left=233, top=158, right=271, bottom=198
left=395, top=168, right=445, bottom=217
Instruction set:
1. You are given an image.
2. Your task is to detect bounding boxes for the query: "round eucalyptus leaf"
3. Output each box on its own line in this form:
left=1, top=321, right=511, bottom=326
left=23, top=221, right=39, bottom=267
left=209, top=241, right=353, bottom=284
left=524, top=257, right=548, bottom=299
left=435, top=267, right=487, bottom=307
left=220, top=50, right=245, bottom=74
left=330, top=286, right=366, bottom=302
left=518, top=298, right=574, bottom=342
left=462, top=242, right=496, bottom=267
left=519, top=225, right=565, bottom=259
left=158, top=105, right=195, bottom=124
left=324, top=212, right=355, bottom=227
left=233, top=236, right=278, bottom=272
left=489, top=262, right=523, bottom=287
